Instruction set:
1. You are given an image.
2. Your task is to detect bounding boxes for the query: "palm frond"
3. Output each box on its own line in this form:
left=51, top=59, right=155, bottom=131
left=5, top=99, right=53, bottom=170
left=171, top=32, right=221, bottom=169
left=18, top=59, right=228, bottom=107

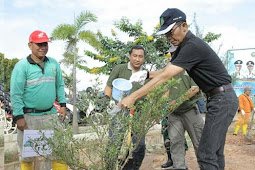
left=65, top=39, right=77, bottom=53
left=79, top=30, right=101, bottom=50
left=59, top=52, right=75, bottom=67
left=76, top=58, right=87, bottom=65
left=51, top=24, right=76, bottom=41
left=74, top=11, right=97, bottom=31
left=75, top=54, right=87, bottom=64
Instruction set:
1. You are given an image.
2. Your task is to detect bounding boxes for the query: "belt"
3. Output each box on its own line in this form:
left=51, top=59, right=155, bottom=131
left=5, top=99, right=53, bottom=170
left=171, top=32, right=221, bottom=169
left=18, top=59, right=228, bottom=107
left=23, top=106, right=53, bottom=114
left=206, top=83, right=233, bottom=98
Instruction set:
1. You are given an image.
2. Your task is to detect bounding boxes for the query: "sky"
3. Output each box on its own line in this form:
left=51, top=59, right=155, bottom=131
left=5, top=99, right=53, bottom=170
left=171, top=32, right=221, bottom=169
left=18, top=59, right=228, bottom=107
left=1, top=0, right=255, bottom=90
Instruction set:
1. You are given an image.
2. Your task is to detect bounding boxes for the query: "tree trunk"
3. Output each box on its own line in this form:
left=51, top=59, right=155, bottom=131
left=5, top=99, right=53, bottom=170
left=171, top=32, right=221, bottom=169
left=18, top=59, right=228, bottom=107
left=72, top=49, right=79, bottom=134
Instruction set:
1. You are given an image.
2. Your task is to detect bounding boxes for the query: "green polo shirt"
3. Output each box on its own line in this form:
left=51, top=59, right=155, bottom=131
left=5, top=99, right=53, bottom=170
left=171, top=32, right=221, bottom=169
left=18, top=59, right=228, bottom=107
left=11, top=55, right=66, bottom=117
left=170, top=72, right=199, bottom=115
left=106, top=62, right=150, bottom=99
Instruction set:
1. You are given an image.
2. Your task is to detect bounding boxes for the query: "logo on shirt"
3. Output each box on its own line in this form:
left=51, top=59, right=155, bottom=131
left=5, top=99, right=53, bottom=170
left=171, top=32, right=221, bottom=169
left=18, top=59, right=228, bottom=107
left=52, top=67, right=56, bottom=74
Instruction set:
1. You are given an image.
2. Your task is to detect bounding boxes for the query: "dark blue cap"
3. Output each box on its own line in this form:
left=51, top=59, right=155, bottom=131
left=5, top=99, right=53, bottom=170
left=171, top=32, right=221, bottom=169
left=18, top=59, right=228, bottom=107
left=156, top=8, right=186, bottom=35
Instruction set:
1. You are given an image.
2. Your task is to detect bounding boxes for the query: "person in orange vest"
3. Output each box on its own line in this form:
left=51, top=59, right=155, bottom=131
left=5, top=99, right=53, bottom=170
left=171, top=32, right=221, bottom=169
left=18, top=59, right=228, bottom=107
left=234, top=87, right=255, bottom=135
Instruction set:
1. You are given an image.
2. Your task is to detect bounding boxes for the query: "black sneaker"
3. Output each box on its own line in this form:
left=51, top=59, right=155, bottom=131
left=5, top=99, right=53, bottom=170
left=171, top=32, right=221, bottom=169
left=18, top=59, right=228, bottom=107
left=168, top=166, right=189, bottom=170
left=161, top=160, right=173, bottom=168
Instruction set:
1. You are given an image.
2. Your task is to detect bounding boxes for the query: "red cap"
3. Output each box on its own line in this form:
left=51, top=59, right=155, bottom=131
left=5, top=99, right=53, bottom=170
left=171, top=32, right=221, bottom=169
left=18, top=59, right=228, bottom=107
left=29, top=30, right=51, bottom=43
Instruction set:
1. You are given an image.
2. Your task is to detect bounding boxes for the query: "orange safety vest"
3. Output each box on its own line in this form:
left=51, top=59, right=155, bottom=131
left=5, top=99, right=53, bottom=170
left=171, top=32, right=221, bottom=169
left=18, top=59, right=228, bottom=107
left=238, top=93, right=254, bottom=113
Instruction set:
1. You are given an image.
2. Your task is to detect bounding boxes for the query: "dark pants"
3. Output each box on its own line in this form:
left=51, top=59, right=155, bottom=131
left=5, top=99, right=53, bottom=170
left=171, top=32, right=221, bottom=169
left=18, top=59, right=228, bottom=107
left=105, top=110, right=146, bottom=169
left=197, top=89, right=238, bottom=170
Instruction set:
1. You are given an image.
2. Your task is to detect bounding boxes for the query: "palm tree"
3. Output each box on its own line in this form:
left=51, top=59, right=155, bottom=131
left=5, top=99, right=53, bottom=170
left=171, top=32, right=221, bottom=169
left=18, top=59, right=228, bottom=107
left=62, top=71, right=74, bottom=98
left=51, top=11, right=101, bottom=133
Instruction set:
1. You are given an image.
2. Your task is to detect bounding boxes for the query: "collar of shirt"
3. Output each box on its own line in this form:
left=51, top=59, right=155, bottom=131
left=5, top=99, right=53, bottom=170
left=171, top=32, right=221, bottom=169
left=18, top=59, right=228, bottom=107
left=179, top=30, right=193, bottom=48
left=127, top=62, right=144, bottom=73
left=27, top=54, right=49, bottom=64
left=171, top=30, right=193, bottom=62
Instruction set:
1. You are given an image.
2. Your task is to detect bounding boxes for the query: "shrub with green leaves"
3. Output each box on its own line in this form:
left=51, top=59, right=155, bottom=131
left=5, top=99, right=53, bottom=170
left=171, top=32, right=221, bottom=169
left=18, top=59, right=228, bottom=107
left=30, top=77, right=190, bottom=170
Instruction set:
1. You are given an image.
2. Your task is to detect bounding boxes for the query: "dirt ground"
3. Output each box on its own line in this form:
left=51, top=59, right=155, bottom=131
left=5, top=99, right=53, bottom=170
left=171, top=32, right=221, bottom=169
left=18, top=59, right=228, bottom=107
left=141, top=122, right=255, bottom=170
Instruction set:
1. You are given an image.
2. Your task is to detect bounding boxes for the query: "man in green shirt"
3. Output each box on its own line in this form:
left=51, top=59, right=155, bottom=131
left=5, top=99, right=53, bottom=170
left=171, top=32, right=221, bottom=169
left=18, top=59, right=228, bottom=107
left=11, top=30, right=67, bottom=170
left=104, top=45, right=149, bottom=170
left=162, top=71, right=204, bottom=170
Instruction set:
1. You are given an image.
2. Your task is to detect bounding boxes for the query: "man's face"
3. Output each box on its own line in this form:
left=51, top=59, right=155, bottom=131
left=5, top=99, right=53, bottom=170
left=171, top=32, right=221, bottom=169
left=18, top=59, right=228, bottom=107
left=165, top=22, right=187, bottom=46
left=245, top=89, right=251, bottom=96
left=235, top=65, right=242, bottom=71
left=247, top=65, right=254, bottom=73
left=129, top=49, right=145, bottom=70
left=28, top=42, right=48, bottom=59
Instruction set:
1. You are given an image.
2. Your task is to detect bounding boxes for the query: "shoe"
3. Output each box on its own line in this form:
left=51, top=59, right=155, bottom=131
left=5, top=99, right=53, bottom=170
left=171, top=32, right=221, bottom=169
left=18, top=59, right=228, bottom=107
left=168, top=165, right=189, bottom=170
left=168, top=167, right=188, bottom=170
left=161, top=151, right=173, bottom=168
left=161, top=160, right=173, bottom=168
left=233, top=133, right=237, bottom=136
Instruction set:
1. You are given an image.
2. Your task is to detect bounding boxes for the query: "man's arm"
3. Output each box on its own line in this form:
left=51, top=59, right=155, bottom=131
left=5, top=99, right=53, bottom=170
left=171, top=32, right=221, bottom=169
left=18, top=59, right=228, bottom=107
left=187, top=86, right=199, bottom=99
left=238, top=96, right=244, bottom=111
left=149, top=69, right=164, bottom=79
left=104, top=85, right=112, bottom=98
left=54, top=61, right=66, bottom=122
left=249, top=96, right=255, bottom=109
left=121, top=64, right=184, bottom=108
left=10, top=62, right=27, bottom=130
left=165, top=86, right=199, bottom=108
left=55, top=61, right=66, bottom=106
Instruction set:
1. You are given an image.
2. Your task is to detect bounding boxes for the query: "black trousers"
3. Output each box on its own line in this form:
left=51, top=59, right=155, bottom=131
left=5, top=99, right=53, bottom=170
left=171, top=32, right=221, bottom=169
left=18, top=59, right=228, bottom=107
left=197, top=89, right=238, bottom=170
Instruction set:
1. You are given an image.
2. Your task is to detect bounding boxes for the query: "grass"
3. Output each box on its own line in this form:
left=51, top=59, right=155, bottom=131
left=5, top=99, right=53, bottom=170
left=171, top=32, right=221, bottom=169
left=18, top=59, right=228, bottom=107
left=4, top=150, right=19, bottom=164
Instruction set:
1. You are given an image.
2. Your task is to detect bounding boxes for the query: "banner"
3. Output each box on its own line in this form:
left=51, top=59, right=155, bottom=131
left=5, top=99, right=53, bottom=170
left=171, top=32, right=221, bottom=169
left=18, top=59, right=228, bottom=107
left=22, top=130, right=53, bottom=158
left=228, top=48, right=255, bottom=97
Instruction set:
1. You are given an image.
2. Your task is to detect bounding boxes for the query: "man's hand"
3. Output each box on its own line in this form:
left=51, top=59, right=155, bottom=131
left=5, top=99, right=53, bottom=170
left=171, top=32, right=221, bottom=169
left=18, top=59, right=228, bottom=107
left=241, top=110, right=245, bottom=116
left=59, top=107, right=66, bottom=122
left=120, top=95, right=135, bottom=108
left=16, top=118, right=28, bottom=131
left=168, top=100, right=176, bottom=107
left=168, top=100, right=176, bottom=110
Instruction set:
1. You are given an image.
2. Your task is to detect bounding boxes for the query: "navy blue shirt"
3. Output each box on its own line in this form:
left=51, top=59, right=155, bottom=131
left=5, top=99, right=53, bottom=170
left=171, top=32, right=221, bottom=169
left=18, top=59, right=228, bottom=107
left=171, top=31, right=231, bottom=93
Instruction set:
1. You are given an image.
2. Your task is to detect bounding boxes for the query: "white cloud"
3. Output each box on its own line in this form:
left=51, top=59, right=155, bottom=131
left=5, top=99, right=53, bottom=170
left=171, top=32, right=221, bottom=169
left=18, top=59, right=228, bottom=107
left=204, top=24, right=255, bottom=53
left=0, top=18, right=38, bottom=59
left=12, top=0, right=36, bottom=8
left=181, top=0, right=248, bottom=14
left=40, top=0, right=76, bottom=9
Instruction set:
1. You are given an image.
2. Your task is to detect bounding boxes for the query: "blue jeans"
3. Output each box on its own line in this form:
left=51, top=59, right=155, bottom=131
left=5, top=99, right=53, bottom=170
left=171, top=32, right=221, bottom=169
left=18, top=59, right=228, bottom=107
left=197, top=89, right=238, bottom=170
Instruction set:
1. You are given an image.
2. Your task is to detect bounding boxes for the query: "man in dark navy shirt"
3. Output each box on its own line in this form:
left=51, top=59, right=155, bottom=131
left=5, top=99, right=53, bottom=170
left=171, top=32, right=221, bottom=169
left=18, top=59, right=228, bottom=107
left=121, top=8, right=238, bottom=170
